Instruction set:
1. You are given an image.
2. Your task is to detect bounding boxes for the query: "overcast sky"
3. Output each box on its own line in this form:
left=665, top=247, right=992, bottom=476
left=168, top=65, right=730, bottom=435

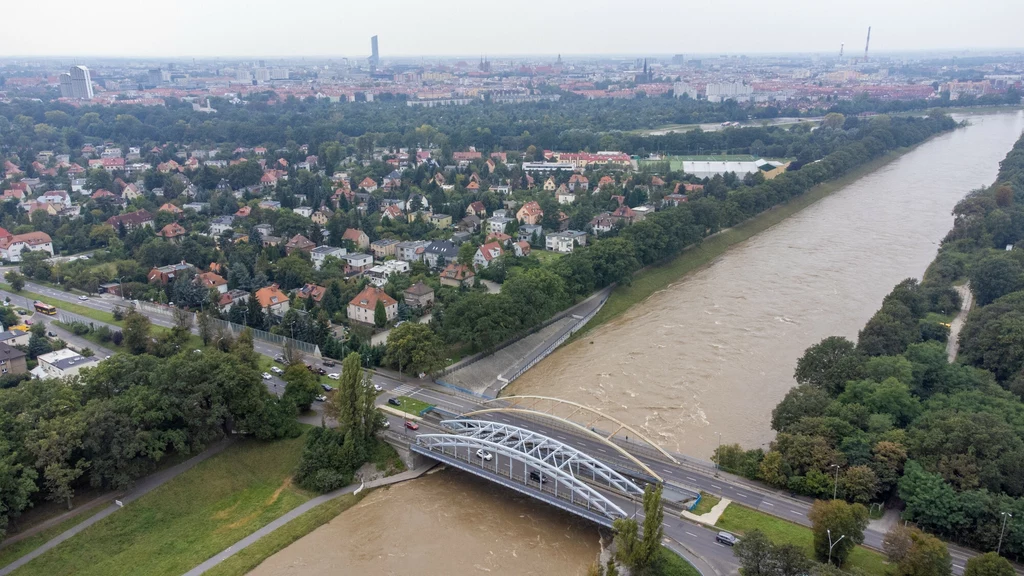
left=5, top=0, right=1023, bottom=58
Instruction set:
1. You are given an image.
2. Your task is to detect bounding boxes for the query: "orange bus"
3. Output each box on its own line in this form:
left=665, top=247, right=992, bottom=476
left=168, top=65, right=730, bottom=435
left=33, top=302, right=57, bottom=315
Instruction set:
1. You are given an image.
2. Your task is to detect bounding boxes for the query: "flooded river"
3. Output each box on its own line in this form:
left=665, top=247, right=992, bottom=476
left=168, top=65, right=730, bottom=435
left=509, top=111, right=1024, bottom=459
left=249, top=468, right=600, bottom=575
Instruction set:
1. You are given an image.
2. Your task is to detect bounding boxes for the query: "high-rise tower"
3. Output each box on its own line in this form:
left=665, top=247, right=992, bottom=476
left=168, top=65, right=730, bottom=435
left=369, top=35, right=380, bottom=71
left=69, top=66, right=94, bottom=99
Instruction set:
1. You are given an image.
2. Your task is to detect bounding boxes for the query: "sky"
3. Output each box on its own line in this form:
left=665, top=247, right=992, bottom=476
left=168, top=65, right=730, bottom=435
left=5, top=0, right=1024, bottom=58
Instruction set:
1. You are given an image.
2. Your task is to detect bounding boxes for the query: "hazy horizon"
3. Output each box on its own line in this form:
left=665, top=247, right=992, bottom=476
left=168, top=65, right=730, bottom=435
left=5, top=0, right=1024, bottom=59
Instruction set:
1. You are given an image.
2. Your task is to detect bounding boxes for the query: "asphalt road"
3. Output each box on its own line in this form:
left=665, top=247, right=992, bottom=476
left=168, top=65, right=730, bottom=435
left=4, top=281, right=1018, bottom=575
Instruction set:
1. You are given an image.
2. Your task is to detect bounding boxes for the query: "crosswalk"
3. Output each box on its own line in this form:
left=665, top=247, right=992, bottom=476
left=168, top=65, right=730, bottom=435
left=390, top=384, right=419, bottom=397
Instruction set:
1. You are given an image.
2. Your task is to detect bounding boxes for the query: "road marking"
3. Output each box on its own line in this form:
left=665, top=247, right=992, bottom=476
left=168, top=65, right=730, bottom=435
left=710, top=484, right=722, bottom=489
left=953, top=565, right=964, bottom=570
left=662, top=522, right=670, bottom=528
left=685, top=532, right=698, bottom=538
left=596, top=448, right=607, bottom=453
left=790, top=510, right=801, bottom=515
left=762, top=502, right=774, bottom=507
left=686, top=476, right=698, bottom=482
left=662, top=468, right=673, bottom=474
left=736, top=492, right=748, bottom=498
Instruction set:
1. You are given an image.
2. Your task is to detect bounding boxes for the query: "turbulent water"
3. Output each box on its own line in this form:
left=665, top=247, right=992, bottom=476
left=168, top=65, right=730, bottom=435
left=509, top=111, right=1024, bottom=459
left=249, top=468, right=600, bottom=575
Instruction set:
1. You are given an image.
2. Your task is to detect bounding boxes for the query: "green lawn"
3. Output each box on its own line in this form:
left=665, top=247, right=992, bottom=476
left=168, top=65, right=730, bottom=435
left=690, top=492, right=721, bottom=516
left=0, top=507, right=105, bottom=568
left=715, top=504, right=890, bottom=575
left=203, top=491, right=367, bottom=576
left=575, top=143, right=933, bottom=341
left=532, top=250, right=564, bottom=264
left=393, top=396, right=434, bottom=417
left=654, top=547, right=702, bottom=576
left=13, top=434, right=313, bottom=576
left=0, top=283, right=120, bottom=325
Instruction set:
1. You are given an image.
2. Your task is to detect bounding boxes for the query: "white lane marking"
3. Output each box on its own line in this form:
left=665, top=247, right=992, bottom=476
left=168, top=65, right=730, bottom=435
left=710, top=484, right=722, bottom=489
left=662, top=468, right=673, bottom=474
left=762, top=502, right=774, bottom=507
left=596, top=448, right=607, bottom=453
left=953, top=565, right=964, bottom=570
left=686, top=476, right=698, bottom=482
left=685, top=532, right=699, bottom=538
left=662, top=522, right=670, bottom=528
left=790, top=510, right=801, bottom=515
left=736, top=492, right=749, bottom=498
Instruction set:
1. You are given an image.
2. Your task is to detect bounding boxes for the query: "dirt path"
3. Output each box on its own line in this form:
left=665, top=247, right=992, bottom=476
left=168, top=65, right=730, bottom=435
left=947, top=283, right=973, bottom=363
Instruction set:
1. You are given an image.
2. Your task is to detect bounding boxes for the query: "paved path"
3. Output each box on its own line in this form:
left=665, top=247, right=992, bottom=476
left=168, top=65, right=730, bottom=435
left=0, top=493, right=113, bottom=549
left=0, top=439, right=232, bottom=576
left=183, top=462, right=437, bottom=575
left=947, top=282, right=973, bottom=362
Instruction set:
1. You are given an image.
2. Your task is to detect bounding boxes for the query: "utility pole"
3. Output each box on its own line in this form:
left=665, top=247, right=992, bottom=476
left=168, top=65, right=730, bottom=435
left=831, top=464, right=841, bottom=500
left=998, top=512, right=1013, bottom=554
left=827, top=529, right=845, bottom=566
left=715, top=432, right=722, bottom=470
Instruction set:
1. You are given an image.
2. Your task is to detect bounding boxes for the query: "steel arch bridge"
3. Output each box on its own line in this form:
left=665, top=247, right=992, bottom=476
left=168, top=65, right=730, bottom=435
left=412, top=420, right=641, bottom=525
left=467, top=395, right=680, bottom=464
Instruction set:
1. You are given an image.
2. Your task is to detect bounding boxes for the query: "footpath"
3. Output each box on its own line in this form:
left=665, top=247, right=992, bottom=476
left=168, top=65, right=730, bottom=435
left=946, top=282, right=973, bottom=362
left=182, top=462, right=437, bottom=575
left=0, top=439, right=233, bottom=576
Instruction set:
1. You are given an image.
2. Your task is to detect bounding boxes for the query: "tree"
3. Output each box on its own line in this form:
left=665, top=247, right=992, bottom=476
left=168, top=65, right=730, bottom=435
left=383, top=323, right=445, bottom=375
left=970, top=254, right=1023, bottom=306
left=4, top=271, right=25, bottom=292
left=122, top=309, right=151, bottom=354
left=374, top=299, right=386, bottom=327
left=808, top=499, right=868, bottom=566
left=733, top=529, right=813, bottom=576
left=612, top=518, right=642, bottom=570
left=197, top=312, right=214, bottom=345
left=640, top=484, right=664, bottom=568
left=771, top=385, right=832, bottom=432
left=795, top=337, right=862, bottom=396
left=758, top=450, right=788, bottom=487
left=883, top=524, right=914, bottom=565
left=457, top=242, right=477, bottom=266
left=839, top=465, right=879, bottom=503
left=282, top=363, right=318, bottom=412
left=896, top=529, right=951, bottom=576
left=964, top=552, right=1015, bottom=576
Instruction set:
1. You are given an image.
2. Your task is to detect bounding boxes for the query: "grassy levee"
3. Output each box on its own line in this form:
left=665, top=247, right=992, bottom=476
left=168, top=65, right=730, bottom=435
left=0, top=508, right=104, bottom=568
left=12, top=434, right=310, bottom=576
left=715, top=503, right=890, bottom=574
left=574, top=141, right=934, bottom=341
left=203, top=491, right=367, bottom=576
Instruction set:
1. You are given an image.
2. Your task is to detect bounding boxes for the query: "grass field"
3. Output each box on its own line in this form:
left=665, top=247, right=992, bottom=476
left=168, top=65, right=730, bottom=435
left=691, top=492, right=721, bottom=516
left=574, top=141, right=934, bottom=341
left=13, top=434, right=312, bottom=576
left=394, top=396, right=434, bottom=417
left=0, top=507, right=105, bottom=568
left=715, top=504, right=890, bottom=574
left=203, top=491, right=367, bottom=576
left=655, top=547, right=702, bottom=576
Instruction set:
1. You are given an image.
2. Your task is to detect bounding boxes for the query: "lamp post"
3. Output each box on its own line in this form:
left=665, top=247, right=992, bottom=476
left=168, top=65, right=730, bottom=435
left=998, top=512, right=1013, bottom=554
left=827, top=529, right=845, bottom=566
left=831, top=464, right=841, bottom=500
left=715, top=432, right=722, bottom=470
left=116, top=276, right=126, bottom=300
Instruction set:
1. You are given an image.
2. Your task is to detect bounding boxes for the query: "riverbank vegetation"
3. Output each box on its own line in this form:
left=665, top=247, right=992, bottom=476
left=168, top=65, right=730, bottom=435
left=714, top=130, right=1024, bottom=564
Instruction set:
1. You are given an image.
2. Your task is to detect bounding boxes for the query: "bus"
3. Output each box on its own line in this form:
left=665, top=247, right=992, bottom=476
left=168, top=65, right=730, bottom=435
left=33, top=302, right=57, bottom=316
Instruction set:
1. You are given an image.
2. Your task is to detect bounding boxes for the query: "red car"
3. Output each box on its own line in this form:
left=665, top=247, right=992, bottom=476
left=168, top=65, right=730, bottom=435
left=404, top=421, right=419, bottom=431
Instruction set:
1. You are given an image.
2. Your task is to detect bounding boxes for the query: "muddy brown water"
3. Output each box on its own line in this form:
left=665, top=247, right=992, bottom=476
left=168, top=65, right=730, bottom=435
left=509, top=111, right=1024, bottom=459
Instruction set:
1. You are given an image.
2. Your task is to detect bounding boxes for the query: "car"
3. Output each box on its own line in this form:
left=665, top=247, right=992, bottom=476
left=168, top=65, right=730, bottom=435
left=328, top=373, right=340, bottom=380
left=529, top=471, right=547, bottom=484
left=316, top=367, right=327, bottom=375
left=404, top=421, right=419, bottom=430
left=315, top=394, right=327, bottom=402
left=79, top=255, right=89, bottom=260
left=387, top=397, right=401, bottom=406
left=24, top=319, right=32, bottom=325
left=321, top=384, right=333, bottom=392
left=47, top=331, right=56, bottom=337
left=322, top=360, right=336, bottom=367
left=475, top=449, right=492, bottom=461
left=716, top=532, right=738, bottom=546
left=274, top=355, right=286, bottom=364
left=381, top=420, right=390, bottom=429
left=262, top=372, right=272, bottom=380
left=395, top=320, right=406, bottom=327
left=78, top=295, right=88, bottom=301
left=373, top=384, right=383, bottom=392
left=193, top=349, right=202, bottom=354
left=270, top=366, right=284, bottom=374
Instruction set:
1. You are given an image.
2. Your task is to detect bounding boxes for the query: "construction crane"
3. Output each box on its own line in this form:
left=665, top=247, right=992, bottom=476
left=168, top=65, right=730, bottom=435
left=864, top=26, right=872, bottom=62
left=839, top=43, right=844, bottom=60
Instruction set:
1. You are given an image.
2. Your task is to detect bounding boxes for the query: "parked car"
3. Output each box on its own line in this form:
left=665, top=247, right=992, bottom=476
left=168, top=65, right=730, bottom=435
left=373, top=384, right=383, bottom=392
left=387, top=398, right=401, bottom=406
left=262, top=372, right=272, bottom=380
left=316, top=367, right=327, bottom=375
left=404, top=421, right=419, bottom=431
left=328, top=373, right=340, bottom=380
left=716, top=532, right=738, bottom=546
left=322, top=360, right=336, bottom=367
left=274, top=355, right=286, bottom=364
left=529, top=471, right=547, bottom=484
left=271, top=366, right=284, bottom=374
left=381, top=419, right=390, bottom=429
left=315, top=394, right=327, bottom=402
left=78, top=295, right=89, bottom=301
left=475, top=449, right=492, bottom=461
left=321, top=384, right=333, bottom=392
left=47, top=331, right=56, bottom=337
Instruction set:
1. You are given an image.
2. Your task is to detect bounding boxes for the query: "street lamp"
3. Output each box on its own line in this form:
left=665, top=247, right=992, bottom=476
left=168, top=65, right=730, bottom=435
left=827, top=529, right=845, bottom=566
left=831, top=464, right=841, bottom=500
left=116, top=276, right=127, bottom=300
left=715, top=432, right=723, bottom=470
left=998, top=512, right=1013, bottom=554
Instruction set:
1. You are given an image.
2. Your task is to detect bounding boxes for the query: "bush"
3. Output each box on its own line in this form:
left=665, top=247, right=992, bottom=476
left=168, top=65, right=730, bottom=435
left=70, top=322, right=90, bottom=336
left=111, top=331, right=123, bottom=346
left=95, top=325, right=112, bottom=342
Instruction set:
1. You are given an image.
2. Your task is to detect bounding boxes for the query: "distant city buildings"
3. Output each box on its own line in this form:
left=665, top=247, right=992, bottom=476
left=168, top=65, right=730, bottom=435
left=59, top=65, right=94, bottom=99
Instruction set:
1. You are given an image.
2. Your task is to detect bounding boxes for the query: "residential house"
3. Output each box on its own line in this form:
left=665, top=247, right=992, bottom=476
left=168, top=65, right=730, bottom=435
left=347, top=286, right=397, bottom=325
left=106, top=209, right=153, bottom=231
left=285, top=234, right=316, bottom=255
left=403, top=282, right=435, bottom=309
left=342, top=228, right=370, bottom=250
left=358, top=177, right=378, bottom=192
left=40, top=190, right=71, bottom=207
left=545, top=230, right=588, bottom=253
left=258, top=200, right=281, bottom=210
left=473, top=241, right=504, bottom=269
left=310, top=208, right=332, bottom=226
left=311, top=245, right=346, bottom=270
left=34, top=349, right=99, bottom=380
left=662, top=194, right=688, bottom=207
left=295, top=283, right=327, bottom=304
left=517, top=224, right=543, bottom=244
left=235, top=205, right=252, bottom=218
left=543, top=177, right=557, bottom=192
left=341, top=253, right=374, bottom=276
left=568, top=174, right=589, bottom=192
left=459, top=214, right=481, bottom=232
left=430, top=213, right=452, bottom=229
left=218, top=289, right=250, bottom=311
left=370, top=238, right=400, bottom=259
left=556, top=185, right=576, bottom=205
left=294, top=206, right=313, bottom=218
left=262, top=235, right=282, bottom=247
left=381, top=204, right=404, bottom=221
left=395, top=240, right=428, bottom=262
left=517, top=201, right=544, bottom=225
left=159, top=203, right=183, bottom=215
left=423, top=240, right=458, bottom=269
left=440, top=263, right=475, bottom=288
left=512, top=241, right=532, bottom=257
left=255, top=284, right=290, bottom=316
left=196, top=271, right=228, bottom=294
left=466, top=201, right=487, bottom=218
left=367, top=260, right=410, bottom=287
left=210, top=215, right=235, bottom=236
left=0, top=343, right=27, bottom=376
left=486, top=214, right=513, bottom=236
left=590, top=212, right=618, bottom=235
left=0, top=329, right=30, bottom=348
left=121, top=183, right=142, bottom=200
left=157, top=222, right=187, bottom=242
left=598, top=175, right=616, bottom=189
left=253, top=223, right=274, bottom=237
left=147, top=263, right=194, bottom=284
left=0, top=229, right=53, bottom=261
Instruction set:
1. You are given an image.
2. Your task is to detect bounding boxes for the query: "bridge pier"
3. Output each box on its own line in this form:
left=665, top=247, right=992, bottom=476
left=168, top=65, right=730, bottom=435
left=381, top=432, right=433, bottom=471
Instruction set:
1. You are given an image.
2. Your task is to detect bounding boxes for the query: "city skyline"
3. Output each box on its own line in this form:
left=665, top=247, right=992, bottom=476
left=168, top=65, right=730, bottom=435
left=4, top=0, right=1024, bottom=58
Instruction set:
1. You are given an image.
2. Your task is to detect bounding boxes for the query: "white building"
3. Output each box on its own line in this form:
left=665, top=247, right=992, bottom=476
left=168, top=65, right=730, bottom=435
left=705, top=82, right=753, bottom=103
left=69, top=66, right=94, bottom=99
left=545, top=230, right=588, bottom=253
left=311, top=245, right=347, bottom=270
left=672, top=82, right=699, bottom=99
left=35, top=349, right=100, bottom=379
left=367, top=260, right=410, bottom=287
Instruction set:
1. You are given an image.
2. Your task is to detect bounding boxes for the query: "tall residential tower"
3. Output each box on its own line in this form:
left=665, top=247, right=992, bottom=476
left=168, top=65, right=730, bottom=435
left=69, top=66, right=94, bottom=99
left=369, top=35, right=379, bottom=71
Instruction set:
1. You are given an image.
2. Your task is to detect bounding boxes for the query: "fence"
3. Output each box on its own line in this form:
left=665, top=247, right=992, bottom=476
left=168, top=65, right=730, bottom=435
left=56, top=310, right=109, bottom=330
left=205, top=317, right=321, bottom=357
